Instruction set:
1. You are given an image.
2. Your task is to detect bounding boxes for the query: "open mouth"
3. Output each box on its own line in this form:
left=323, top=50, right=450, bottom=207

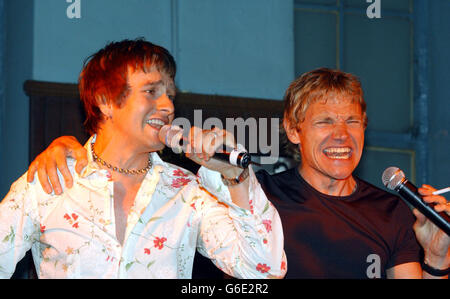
left=323, top=147, right=352, bottom=160
left=146, top=118, right=166, bottom=130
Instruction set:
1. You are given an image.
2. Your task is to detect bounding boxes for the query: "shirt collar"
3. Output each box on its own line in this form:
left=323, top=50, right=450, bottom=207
left=79, top=134, right=167, bottom=179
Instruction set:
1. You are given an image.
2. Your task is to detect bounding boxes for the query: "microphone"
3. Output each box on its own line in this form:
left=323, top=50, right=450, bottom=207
left=382, top=167, right=450, bottom=236
left=158, top=125, right=251, bottom=168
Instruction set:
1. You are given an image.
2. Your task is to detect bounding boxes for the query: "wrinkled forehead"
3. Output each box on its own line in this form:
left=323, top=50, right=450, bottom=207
left=308, top=97, right=363, bottom=115
left=315, top=91, right=361, bottom=105
left=300, top=91, right=363, bottom=115
left=308, top=93, right=362, bottom=115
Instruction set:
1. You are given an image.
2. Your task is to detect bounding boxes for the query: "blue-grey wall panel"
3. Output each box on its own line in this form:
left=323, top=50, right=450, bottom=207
left=33, top=0, right=173, bottom=83
left=428, top=0, right=450, bottom=193
left=0, top=0, right=5, bottom=186
left=1, top=0, right=34, bottom=198
left=177, top=0, right=294, bottom=100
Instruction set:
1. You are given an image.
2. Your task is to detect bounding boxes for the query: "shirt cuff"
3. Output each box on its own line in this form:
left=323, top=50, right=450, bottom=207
left=197, top=166, right=259, bottom=215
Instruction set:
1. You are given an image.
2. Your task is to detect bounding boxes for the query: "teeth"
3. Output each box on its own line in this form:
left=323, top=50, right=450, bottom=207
left=326, top=155, right=349, bottom=160
left=146, top=119, right=165, bottom=126
left=324, top=147, right=351, bottom=154
left=323, top=147, right=352, bottom=159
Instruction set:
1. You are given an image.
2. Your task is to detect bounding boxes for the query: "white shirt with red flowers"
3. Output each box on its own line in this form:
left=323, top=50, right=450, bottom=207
left=0, top=136, right=286, bottom=278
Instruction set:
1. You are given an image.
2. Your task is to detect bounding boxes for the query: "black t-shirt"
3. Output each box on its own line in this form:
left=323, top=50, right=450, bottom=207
left=256, top=168, right=421, bottom=279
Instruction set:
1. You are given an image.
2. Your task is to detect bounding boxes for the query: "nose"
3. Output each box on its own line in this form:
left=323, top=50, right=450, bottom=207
left=157, top=93, right=175, bottom=116
left=331, top=122, right=350, bottom=142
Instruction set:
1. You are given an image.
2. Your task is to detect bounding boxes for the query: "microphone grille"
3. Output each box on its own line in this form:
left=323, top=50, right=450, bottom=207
left=158, top=125, right=184, bottom=151
left=158, top=125, right=172, bottom=144
left=381, top=167, right=405, bottom=190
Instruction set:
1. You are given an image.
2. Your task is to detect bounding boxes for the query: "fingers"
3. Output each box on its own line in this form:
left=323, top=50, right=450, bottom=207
left=27, top=160, right=38, bottom=183
left=73, top=148, right=88, bottom=175
left=432, top=201, right=450, bottom=215
left=187, top=127, right=236, bottom=161
left=413, top=208, right=426, bottom=226
left=28, top=153, right=56, bottom=194
left=55, top=152, right=73, bottom=189
left=48, top=158, right=65, bottom=194
left=36, top=160, right=54, bottom=194
left=418, top=184, right=437, bottom=196
left=200, top=128, right=225, bottom=159
left=419, top=184, right=450, bottom=216
left=26, top=136, right=86, bottom=194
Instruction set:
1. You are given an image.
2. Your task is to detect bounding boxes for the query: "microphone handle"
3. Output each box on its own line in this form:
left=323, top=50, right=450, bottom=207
left=170, top=131, right=251, bottom=168
left=213, top=151, right=251, bottom=169
left=398, top=181, right=450, bottom=236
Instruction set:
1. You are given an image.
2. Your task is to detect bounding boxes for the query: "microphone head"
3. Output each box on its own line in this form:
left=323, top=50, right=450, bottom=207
left=158, top=125, right=184, bottom=152
left=382, top=167, right=406, bottom=190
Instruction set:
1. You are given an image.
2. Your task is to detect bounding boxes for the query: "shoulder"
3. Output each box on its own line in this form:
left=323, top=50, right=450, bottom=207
left=255, top=168, right=297, bottom=187
left=4, top=163, right=67, bottom=207
left=6, top=172, right=32, bottom=199
left=354, top=177, right=414, bottom=221
left=161, top=161, right=196, bottom=179
left=151, top=152, right=197, bottom=181
left=25, top=157, right=77, bottom=195
left=356, top=177, right=401, bottom=203
left=156, top=161, right=199, bottom=191
left=255, top=168, right=303, bottom=205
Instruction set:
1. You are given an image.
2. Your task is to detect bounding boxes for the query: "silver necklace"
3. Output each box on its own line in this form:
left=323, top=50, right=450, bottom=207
left=91, top=142, right=152, bottom=175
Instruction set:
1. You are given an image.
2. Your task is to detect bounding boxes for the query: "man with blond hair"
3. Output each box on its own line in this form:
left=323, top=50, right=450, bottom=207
left=255, top=68, right=449, bottom=278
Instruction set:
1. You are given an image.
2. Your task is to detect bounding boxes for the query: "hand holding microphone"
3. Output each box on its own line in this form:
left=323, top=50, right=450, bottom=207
left=383, top=167, right=450, bottom=274
left=158, top=125, right=251, bottom=178
left=382, top=167, right=450, bottom=236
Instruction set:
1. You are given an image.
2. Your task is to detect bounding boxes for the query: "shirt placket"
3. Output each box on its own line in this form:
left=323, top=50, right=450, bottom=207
left=118, top=165, right=163, bottom=278
left=104, top=176, right=125, bottom=278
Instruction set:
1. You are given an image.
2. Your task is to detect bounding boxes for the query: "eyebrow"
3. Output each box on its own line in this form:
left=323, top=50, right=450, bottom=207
left=313, top=114, right=362, bottom=121
left=346, top=115, right=363, bottom=120
left=142, top=80, right=163, bottom=88
left=141, top=79, right=176, bottom=96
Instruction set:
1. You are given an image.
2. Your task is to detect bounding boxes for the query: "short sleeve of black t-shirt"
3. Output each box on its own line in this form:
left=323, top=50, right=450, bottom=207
left=256, top=168, right=421, bottom=279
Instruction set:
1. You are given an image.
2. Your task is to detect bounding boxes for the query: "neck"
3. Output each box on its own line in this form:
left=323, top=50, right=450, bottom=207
left=93, top=131, right=150, bottom=174
left=298, top=166, right=357, bottom=197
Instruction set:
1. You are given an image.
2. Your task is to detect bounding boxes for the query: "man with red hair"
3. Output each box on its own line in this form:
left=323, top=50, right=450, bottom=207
left=0, top=39, right=286, bottom=279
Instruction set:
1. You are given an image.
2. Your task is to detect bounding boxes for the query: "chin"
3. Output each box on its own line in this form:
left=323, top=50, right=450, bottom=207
left=148, top=139, right=166, bottom=152
left=326, top=167, right=355, bottom=180
left=330, top=174, right=353, bottom=181
left=321, top=165, right=354, bottom=180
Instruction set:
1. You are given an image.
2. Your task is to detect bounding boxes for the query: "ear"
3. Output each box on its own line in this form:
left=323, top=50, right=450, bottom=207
left=98, top=97, right=113, bottom=120
left=283, top=118, right=301, bottom=145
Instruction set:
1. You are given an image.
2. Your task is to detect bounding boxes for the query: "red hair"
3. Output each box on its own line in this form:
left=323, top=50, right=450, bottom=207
left=79, top=39, right=176, bottom=135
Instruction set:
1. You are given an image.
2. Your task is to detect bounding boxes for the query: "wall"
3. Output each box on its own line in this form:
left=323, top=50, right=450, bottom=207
left=0, top=0, right=294, bottom=197
left=428, top=1, right=450, bottom=191
left=1, top=0, right=34, bottom=197
left=0, top=0, right=4, bottom=188
left=1, top=0, right=449, bottom=198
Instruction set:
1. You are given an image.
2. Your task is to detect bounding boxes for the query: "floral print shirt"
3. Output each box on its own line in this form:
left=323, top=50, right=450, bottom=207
left=0, top=137, right=286, bottom=278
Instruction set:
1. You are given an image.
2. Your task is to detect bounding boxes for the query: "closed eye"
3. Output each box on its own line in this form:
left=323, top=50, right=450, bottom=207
left=346, top=118, right=363, bottom=126
left=315, top=119, right=333, bottom=125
